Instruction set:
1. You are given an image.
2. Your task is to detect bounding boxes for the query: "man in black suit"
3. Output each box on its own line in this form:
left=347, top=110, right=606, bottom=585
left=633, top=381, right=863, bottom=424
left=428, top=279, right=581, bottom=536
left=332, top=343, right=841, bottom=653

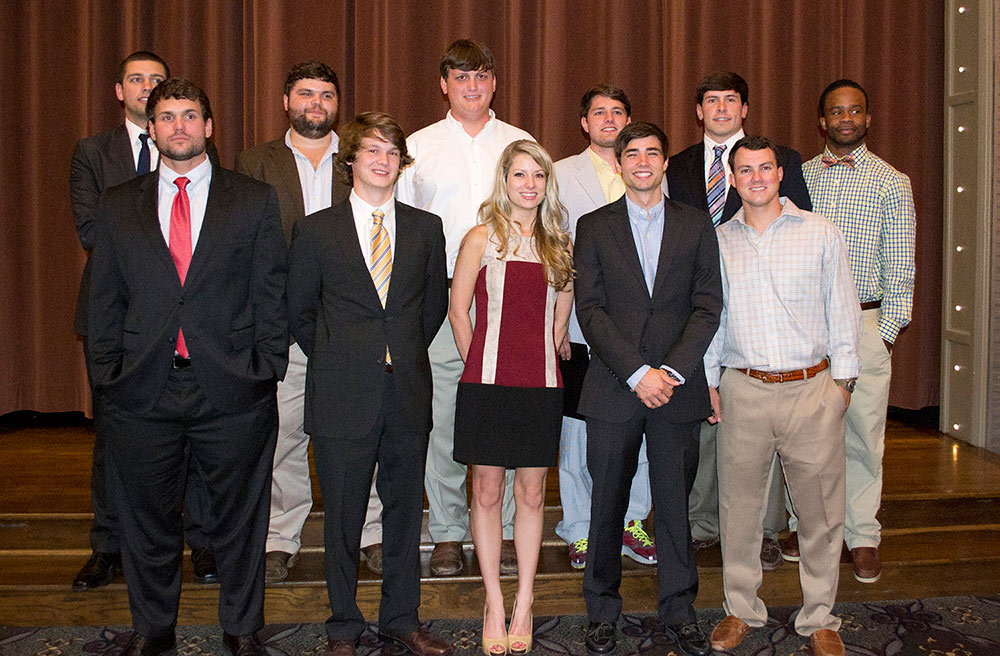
left=575, top=122, right=721, bottom=656
left=666, top=71, right=811, bottom=569
left=69, top=50, right=217, bottom=591
left=235, top=61, right=384, bottom=582
left=287, top=113, right=450, bottom=656
left=88, top=79, right=288, bottom=656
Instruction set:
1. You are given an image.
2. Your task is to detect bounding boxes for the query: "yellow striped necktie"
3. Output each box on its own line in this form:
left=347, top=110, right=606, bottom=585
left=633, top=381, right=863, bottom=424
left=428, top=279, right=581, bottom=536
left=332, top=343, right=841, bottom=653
left=370, top=209, right=392, bottom=364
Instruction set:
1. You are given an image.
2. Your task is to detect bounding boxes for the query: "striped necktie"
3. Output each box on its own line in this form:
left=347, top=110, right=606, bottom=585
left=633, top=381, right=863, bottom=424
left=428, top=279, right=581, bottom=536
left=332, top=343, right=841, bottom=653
left=706, top=144, right=727, bottom=226
left=370, top=209, right=392, bottom=363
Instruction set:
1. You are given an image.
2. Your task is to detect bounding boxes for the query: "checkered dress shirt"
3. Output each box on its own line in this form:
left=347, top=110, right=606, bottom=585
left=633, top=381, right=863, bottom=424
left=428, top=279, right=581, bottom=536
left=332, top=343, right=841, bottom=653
left=802, top=143, right=915, bottom=343
left=704, top=200, right=861, bottom=387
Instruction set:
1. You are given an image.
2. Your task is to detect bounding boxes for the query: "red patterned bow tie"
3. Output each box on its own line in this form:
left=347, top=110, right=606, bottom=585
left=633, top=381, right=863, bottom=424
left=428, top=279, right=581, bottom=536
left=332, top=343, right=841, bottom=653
left=822, top=154, right=855, bottom=168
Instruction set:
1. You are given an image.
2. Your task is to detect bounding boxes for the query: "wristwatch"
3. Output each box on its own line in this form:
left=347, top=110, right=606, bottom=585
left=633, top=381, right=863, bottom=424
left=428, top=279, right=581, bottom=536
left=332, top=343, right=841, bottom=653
left=834, top=378, right=857, bottom=394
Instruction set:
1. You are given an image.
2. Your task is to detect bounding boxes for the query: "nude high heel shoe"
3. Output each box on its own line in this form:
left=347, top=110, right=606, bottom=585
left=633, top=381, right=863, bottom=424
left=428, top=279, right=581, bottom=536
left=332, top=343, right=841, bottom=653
left=482, top=603, right=508, bottom=655
left=507, top=595, right=532, bottom=655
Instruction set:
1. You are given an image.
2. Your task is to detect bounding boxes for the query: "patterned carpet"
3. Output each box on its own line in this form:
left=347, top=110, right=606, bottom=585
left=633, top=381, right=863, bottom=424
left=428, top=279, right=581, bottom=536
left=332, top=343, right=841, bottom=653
left=3, top=596, right=1000, bottom=655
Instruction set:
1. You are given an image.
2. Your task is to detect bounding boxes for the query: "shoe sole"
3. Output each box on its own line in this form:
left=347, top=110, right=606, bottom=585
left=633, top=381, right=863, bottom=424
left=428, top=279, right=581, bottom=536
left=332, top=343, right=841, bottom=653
left=569, top=560, right=586, bottom=570
left=71, top=571, right=116, bottom=591
left=780, top=552, right=800, bottom=562
left=621, top=545, right=656, bottom=565
left=854, top=571, right=881, bottom=583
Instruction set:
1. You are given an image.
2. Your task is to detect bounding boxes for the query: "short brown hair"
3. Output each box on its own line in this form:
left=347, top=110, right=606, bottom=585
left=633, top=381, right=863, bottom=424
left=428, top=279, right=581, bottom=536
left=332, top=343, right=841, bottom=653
left=118, top=51, right=170, bottom=83
left=439, top=39, right=496, bottom=79
left=614, top=122, right=668, bottom=163
left=334, top=112, right=414, bottom=186
left=580, top=84, right=631, bottom=119
left=728, top=135, right=778, bottom=171
left=146, top=78, right=212, bottom=122
left=284, top=61, right=340, bottom=98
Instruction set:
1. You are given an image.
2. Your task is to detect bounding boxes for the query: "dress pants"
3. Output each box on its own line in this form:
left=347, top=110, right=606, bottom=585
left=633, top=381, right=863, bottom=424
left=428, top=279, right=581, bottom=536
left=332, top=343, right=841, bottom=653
left=268, top=343, right=383, bottom=554
left=103, top=366, right=276, bottom=638
left=424, top=315, right=514, bottom=542
left=718, top=369, right=845, bottom=636
left=583, top=408, right=700, bottom=626
left=555, top=415, right=652, bottom=545
left=83, top=338, right=211, bottom=555
left=688, top=421, right=786, bottom=542
left=787, top=309, right=890, bottom=549
left=312, top=373, right=426, bottom=640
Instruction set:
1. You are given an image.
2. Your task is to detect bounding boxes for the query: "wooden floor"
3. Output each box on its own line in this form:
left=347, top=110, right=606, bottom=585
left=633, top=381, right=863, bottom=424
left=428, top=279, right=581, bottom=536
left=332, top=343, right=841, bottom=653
left=2, top=413, right=1000, bottom=626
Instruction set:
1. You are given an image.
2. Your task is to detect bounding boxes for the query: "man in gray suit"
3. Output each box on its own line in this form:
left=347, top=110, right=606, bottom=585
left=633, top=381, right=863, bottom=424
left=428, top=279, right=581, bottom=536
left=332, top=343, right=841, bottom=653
left=552, top=84, right=661, bottom=570
left=235, top=61, right=384, bottom=581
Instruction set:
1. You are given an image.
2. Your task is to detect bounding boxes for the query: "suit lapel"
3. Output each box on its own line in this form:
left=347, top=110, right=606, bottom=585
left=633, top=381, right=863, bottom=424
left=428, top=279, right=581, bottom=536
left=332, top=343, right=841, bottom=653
left=185, top=169, right=231, bottom=287
left=134, top=174, right=180, bottom=288
left=113, top=124, right=138, bottom=181
left=330, top=202, right=384, bottom=308
left=273, top=143, right=307, bottom=219
left=607, top=198, right=647, bottom=293
left=651, top=199, right=681, bottom=299
left=689, top=148, right=710, bottom=213
left=574, top=151, right=606, bottom=208
left=386, top=203, right=414, bottom=310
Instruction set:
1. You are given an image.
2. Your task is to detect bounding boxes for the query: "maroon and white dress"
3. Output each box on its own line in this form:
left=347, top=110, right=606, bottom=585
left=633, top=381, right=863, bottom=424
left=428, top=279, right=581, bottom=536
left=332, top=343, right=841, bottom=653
left=454, top=230, right=563, bottom=468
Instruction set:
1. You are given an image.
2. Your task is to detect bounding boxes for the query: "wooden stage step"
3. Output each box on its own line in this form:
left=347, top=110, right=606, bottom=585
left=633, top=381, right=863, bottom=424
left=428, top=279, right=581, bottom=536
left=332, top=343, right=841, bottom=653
left=3, top=419, right=1000, bottom=625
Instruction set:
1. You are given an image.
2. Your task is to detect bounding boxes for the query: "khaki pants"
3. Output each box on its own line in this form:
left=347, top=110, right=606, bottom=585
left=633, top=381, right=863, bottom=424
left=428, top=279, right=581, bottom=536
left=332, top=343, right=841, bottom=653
left=718, top=368, right=845, bottom=636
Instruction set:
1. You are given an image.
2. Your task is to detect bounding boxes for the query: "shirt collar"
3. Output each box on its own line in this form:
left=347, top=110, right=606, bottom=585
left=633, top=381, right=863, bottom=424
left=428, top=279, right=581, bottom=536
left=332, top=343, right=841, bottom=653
left=284, top=128, right=340, bottom=160
left=124, top=118, right=154, bottom=149
left=350, top=188, right=395, bottom=223
left=703, top=129, right=745, bottom=158
left=730, top=197, right=804, bottom=229
left=444, top=109, right=497, bottom=139
left=159, top=155, right=212, bottom=189
left=625, top=193, right=665, bottom=222
left=586, top=146, right=615, bottom=173
left=822, top=142, right=869, bottom=166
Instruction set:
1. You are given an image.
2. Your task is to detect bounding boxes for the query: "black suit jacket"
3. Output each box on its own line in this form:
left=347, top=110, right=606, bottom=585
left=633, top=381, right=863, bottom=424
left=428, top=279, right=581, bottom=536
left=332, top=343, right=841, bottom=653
left=87, top=166, right=289, bottom=414
left=234, top=138, right=351, bottom=246
left=70, top=124, right=221, bottom=334
left=574, top=195, right=722, bottom=424
left=287, top=198, right=448, bottom=439
left=666, top=141, right=811, bottom=224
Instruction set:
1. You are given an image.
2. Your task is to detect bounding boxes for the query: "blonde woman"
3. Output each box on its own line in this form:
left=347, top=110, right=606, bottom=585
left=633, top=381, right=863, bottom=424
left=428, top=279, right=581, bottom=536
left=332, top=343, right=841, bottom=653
left=450, top=140, right=574, bottom=655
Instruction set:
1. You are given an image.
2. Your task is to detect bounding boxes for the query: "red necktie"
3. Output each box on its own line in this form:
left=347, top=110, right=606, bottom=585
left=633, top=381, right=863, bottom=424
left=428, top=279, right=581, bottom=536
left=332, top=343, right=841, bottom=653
left=169, top=176, right=192, bottom=358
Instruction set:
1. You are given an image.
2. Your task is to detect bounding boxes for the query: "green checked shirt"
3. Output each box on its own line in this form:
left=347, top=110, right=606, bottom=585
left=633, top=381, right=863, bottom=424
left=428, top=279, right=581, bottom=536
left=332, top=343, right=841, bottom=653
left=802, top=143, right=915, bottom=344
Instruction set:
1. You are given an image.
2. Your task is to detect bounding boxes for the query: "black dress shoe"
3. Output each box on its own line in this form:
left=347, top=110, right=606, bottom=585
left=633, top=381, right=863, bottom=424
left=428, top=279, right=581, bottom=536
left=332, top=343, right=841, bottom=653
left=223, top=632, right=265, bottom=656
left=585, top=622, right=616, bottom=655
left=190, top=547, right=218, bottom=583
left=665, top=622, right=711, bottom=656
left=72, top=552, right=121, bottom=591
left=120, top=631, right=176, bottom=656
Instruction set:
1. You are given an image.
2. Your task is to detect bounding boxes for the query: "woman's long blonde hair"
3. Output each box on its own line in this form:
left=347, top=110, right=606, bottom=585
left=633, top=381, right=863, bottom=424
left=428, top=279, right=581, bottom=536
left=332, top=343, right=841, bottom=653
left=476, top=140, right=574, bottom=290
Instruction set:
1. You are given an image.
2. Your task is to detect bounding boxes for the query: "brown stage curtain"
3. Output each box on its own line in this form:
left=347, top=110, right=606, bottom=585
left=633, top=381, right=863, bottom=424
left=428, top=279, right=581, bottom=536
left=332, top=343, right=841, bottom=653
left=0, top=0, right=942, bottom=414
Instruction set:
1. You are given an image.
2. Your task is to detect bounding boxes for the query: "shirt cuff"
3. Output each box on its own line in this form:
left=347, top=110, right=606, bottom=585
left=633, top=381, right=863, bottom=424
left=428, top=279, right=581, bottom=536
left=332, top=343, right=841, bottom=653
left=705, top=366, right=721, bottom=388
left=877, top=317, right=903, bottom=344
left=661, top=365, right=685, bottom=385
left=627, top=365, right=651, bottom=391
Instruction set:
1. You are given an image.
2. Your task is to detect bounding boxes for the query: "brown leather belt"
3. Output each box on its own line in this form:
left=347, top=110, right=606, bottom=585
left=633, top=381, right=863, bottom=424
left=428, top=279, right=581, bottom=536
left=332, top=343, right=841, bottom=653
left=860, top=300, right=881, bottom=311
left=734, top=359, right=828, bottom=384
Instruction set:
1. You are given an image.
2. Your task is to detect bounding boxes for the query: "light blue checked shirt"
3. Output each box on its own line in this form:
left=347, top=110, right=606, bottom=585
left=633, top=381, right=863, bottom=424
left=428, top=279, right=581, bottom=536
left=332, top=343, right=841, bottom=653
left=704, top=199, right=861, bottom=387
left=802, top=143, right=915, bottom=343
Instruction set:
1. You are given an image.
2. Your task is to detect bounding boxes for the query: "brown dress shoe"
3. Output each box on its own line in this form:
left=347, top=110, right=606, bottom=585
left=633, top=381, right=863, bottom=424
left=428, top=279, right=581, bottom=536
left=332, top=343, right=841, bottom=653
left=500, top=539, right=518, bottom=575
left=779, top=532, right=800, bottom=562
left=223, top=632, right=266, bottom=656
left=72, top=552, right=121, bottom=591
left=361, top=543, right=383, bottom=575
left=851, top=546, right=881, bottom=583
left=265, top=550, right=299, bottom=583
left=760, top=537, right=783, bottom=571
left=120, top=631, right=176, bottom=656
left=379, top=628, right=453, bottom=656
left=324, top=639, right=357, bottom=656
left=691, top=536, right=719, bottom=552
left=709, top=615, right=751, bottom=650
left=810, top=629, right=845, bottom=656
left=430, top=541, right=463, bottom=576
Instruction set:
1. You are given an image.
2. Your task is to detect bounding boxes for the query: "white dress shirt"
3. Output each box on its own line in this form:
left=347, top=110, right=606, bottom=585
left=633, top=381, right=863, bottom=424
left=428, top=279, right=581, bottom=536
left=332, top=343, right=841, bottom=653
left=157, top=157, right=212, bottom=251
left=125, top=118, right=159, bottom=172
left=702, top=129, right=745, bottom=199
left=349, top=190, right=395, bottom=269
left=704, top=199, right=861, bottom=387
left=395, top=110, right=533, bottom=277
left=285, top=129, right=340, bottom=216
